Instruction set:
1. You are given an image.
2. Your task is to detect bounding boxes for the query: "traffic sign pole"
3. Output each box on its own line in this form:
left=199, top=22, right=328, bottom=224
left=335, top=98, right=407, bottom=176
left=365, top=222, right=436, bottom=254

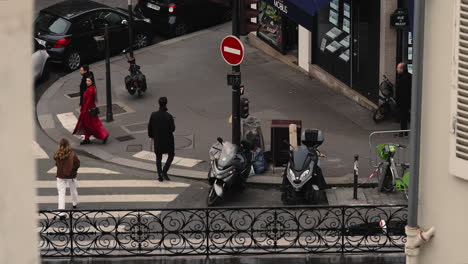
left=232, top=0, right=241, bottom=145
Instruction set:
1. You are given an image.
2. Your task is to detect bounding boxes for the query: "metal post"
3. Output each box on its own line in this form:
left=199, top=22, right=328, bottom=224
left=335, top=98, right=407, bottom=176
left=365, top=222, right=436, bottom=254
left=353, top=154, right=359, bottom=200
left=408, top=0, right=425, bottom=228
left=128, top=0, right=134, bottom=57
left=105, top=24, right=114, bottom=122
left=232, top=0, right=241, bottom=145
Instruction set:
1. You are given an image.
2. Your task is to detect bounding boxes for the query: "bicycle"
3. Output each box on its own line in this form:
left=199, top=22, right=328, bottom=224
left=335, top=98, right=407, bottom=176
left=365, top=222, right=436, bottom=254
left=375, top=143, right=410, bottom=198
left=373, top=75, right=399, bottom=123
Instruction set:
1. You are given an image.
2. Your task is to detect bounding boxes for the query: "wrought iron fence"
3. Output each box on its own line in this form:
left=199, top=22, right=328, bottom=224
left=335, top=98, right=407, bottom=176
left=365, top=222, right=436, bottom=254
left=38, top=205, right=407, bottom=258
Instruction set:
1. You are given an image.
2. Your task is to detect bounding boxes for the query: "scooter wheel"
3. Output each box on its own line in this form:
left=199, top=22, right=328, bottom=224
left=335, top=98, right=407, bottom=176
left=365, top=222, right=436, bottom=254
left=281, top=187, right=296, bottom=205
left=207, top=186, right=220, bottom=206
left=373, top=105, right=386, bottom=123
left=137, top=90, right=143, bottom=97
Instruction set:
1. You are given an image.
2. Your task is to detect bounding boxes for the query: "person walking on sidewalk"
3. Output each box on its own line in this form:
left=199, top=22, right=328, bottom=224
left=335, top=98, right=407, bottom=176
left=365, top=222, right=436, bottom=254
left=79, top=65, right=94, bottom=107
left=54, top=138, right=80, bottom=219
left=396, top=62, right=412, bottom=137
left=73, top=77, right=109, bottom=145
left=148, top=97, right=175, bottom=182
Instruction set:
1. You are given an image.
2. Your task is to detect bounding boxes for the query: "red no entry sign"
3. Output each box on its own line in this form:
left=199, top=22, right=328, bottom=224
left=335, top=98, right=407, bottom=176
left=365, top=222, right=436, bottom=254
left=220, top=35, right=244, bottom=66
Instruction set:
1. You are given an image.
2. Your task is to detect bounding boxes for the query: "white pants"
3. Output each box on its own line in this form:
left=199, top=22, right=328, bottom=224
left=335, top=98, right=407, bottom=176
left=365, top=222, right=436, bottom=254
left=57, top=178, right=79, bottom=211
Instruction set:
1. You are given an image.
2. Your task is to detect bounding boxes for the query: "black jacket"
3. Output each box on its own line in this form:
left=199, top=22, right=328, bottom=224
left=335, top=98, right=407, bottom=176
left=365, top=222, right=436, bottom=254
left=79, top=71, right=94, bottom=106
left=396, top=71, right=412, bottom=111
left=148, top=108, right=175, bottom=154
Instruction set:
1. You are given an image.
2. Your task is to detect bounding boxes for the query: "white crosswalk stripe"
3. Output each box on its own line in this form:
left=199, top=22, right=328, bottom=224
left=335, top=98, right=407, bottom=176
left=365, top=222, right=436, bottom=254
left=37, top=163, right=191, bottom=209
left=133, top=150, right=203, bottom=168
left=33, top=141, right=49, bottom=159
left=36, top=180, right=190, bottom=188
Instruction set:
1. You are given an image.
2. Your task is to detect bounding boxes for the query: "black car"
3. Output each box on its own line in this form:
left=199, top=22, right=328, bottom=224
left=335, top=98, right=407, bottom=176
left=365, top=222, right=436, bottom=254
left=135, top=0, right=231, bottom=37
left=34, top=0, right=153, bottom=71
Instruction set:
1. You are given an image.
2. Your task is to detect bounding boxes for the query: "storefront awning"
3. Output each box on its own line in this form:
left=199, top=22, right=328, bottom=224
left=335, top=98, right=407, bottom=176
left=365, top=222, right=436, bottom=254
left=260, top=0, right=332, bottom=32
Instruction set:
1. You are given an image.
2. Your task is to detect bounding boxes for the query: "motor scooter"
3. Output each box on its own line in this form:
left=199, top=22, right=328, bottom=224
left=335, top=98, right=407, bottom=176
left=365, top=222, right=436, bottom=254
left=281, top=129, right=327, bottom=205
left=122, top=49, right=147, bottom=97
left=207, top=137, right=252, bottom=206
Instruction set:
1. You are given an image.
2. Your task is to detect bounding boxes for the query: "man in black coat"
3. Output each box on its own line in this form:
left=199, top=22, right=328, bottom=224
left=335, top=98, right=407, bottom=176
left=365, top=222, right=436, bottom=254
left=79, top=65, right=94, bottom=106
left=396, top=62, right=412, bottom=137
left=148, top=97, right=175, bottom=182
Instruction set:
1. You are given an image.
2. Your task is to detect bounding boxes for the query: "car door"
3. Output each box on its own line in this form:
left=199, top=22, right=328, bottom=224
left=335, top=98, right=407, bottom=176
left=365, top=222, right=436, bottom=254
left=96, top=10, right=129, bottom=52
left=70, top=13, right=96, bottom=59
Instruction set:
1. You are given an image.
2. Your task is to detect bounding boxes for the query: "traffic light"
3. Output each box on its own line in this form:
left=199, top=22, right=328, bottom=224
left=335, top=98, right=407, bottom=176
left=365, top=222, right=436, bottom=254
left=240, top=97, right=250, bottom=118
left=239, top=0, right=260, bottom=36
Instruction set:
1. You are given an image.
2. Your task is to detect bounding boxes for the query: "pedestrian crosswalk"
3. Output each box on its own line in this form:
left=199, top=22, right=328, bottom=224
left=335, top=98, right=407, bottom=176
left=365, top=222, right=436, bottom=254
left=34, top=140, right=192, bottom=210
left=133, top=150, right=203, bottom=168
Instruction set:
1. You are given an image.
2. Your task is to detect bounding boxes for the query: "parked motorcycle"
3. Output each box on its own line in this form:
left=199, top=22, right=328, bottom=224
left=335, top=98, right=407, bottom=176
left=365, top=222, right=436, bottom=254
left=281, top=129, right=327, bottom=205
left=207, top=137, right=253, bottom=206
left=122, top=49, right=147, bottom=97
left=373, top=75, right=399, bottom=123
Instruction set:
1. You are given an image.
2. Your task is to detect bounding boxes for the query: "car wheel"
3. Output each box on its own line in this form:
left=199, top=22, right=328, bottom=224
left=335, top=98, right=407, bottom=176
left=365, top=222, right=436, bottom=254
left=172, top=23, right=189, bottom=37
left=64, top=51, right=81, bottom=72
left=133, top=33, right=150, bottom=49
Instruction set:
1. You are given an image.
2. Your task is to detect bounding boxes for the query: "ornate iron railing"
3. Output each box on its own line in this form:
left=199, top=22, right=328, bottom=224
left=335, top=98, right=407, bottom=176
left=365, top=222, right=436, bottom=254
left=38, top=205, right=407, bottom=257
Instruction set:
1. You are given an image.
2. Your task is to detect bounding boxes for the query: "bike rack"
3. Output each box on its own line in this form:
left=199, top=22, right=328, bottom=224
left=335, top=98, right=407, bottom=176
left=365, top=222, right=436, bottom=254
left=368, top=129, right=411, bottom=169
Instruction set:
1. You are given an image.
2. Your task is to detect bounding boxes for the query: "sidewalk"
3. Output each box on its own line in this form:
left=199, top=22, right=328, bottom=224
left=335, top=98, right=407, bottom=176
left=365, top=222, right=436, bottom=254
left=36, top=22, right=405, bottom=204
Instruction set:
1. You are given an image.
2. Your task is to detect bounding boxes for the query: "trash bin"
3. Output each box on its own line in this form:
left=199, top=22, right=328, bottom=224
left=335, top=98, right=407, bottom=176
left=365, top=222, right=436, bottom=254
left=242, top=116, right=265, bottom=150
left=271, top=120, right=302, bottom=167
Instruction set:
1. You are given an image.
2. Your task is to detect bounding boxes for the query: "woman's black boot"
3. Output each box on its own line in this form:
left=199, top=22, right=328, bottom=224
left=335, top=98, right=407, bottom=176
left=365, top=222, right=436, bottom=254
left=80, top=139, right=91, bottom=145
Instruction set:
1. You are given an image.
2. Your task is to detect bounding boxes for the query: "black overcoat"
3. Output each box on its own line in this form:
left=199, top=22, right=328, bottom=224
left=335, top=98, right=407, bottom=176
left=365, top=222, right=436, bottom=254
left=396, top=72, right=412, bottom=111
left=148, top=109, right=175, bottom=154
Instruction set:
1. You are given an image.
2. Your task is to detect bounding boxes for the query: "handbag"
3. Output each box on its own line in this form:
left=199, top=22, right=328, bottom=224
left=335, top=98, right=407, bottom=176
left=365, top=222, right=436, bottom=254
left=89, top=107, right=100, bottom=117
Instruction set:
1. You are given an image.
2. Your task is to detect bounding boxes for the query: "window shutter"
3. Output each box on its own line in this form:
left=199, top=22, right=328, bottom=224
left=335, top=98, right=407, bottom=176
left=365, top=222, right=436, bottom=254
left=450, top=0, right=468, bottom=179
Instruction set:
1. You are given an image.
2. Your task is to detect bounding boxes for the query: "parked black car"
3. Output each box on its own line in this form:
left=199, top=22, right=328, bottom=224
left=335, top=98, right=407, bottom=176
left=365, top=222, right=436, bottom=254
left=135, top=0, right=231, bottom=37
left=34, top=0, right=153, bottom=71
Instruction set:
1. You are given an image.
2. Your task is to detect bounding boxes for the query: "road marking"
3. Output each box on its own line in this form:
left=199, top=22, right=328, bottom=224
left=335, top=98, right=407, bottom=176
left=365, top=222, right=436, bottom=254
left=33, top=141, right=49, bottom=159
left=224, top=46, right=241, bottom=55
left=47, top=167, right=121, bottom=174
left=132, top=151, right=203, bottom=168
left=36, top=194, right=177, bottom=204
left=56, top=112, right=78, bottom=133
left=36, top=180, right=190, bottom=188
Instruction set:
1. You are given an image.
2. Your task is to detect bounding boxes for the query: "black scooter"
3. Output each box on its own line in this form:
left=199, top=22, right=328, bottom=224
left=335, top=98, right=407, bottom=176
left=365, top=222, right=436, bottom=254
left=207, top=137, right=253, bottom=206
left=122, top=49, right=147, bottom=97
left=281, top=129, right=327, bottom=205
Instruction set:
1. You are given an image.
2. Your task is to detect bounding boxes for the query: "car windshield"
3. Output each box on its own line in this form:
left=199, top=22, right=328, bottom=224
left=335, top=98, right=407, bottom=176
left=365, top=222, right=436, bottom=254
left=35, top=12, right=70, bottom=35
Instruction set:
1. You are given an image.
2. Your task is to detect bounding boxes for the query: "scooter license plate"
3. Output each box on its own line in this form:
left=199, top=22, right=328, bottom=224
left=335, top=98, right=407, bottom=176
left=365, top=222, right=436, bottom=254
left=147, top=3, right=160, bottom=11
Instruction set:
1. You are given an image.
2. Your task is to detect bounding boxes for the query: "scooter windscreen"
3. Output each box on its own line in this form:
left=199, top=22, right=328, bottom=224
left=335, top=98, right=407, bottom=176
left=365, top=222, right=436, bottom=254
left=217, top=141, right=238, bottom=168
left=290, top=146, right=314, bottom=171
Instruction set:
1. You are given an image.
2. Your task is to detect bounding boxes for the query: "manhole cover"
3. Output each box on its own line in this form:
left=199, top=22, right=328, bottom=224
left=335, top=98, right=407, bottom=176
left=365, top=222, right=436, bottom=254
left=126, top=144, right=142, bottom=152
left=66, top=92, right=81, bottom=98
left=175, top=135, right=193, bottom=149
left=116, top=135, right=135, bottom=142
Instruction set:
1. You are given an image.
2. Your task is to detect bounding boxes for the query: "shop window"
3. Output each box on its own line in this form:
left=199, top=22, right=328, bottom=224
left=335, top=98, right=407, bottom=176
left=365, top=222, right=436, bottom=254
left=312, top=0, right=351, bottom=85
left=257, top=1, right=285, bottom=53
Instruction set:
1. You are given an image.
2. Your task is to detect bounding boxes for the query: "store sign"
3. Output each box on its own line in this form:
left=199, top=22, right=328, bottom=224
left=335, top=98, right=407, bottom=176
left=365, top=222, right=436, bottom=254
left=391, top=8, right=409, bottom=29
left=260, top=0, right=332, bottom=32
left=273, top=0, right=288, bottom=13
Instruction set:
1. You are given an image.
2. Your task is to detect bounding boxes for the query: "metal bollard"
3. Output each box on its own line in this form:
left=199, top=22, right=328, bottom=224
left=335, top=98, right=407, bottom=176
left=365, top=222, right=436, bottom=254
left=353, top=154, right=359, bottom=200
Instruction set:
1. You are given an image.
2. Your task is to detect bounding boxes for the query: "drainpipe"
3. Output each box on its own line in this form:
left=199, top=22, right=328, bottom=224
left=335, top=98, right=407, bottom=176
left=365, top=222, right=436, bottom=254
left=406, top=0, right=435, bottom=263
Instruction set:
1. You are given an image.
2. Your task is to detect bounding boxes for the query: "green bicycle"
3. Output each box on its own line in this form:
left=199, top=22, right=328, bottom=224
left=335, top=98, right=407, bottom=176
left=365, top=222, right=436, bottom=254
left=376, top=143, right=410, bottom=198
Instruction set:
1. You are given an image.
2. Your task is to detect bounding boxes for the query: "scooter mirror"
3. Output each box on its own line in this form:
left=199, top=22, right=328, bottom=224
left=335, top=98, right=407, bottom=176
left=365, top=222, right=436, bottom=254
left=217, top=137, right=224, bottom=144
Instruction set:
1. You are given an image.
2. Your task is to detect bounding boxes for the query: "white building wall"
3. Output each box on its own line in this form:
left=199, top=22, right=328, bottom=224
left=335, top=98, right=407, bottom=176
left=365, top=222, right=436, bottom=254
left=0, top=0, right=39, bottom=263
left=418, top=0, right=468, bottom=263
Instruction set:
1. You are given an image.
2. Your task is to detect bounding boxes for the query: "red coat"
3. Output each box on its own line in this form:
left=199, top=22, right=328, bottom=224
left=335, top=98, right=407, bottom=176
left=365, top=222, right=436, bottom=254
left=73, top=85, right=109, bottom=140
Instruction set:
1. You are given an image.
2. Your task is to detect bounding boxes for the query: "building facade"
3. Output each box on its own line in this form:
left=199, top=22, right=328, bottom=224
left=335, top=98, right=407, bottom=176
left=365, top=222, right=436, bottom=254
left=251, top=0, right=413, bottom=110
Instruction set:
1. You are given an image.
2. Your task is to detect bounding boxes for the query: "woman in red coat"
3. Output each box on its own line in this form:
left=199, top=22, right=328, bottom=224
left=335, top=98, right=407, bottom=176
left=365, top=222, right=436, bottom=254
left=73, top=77, right=109, bottom=145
